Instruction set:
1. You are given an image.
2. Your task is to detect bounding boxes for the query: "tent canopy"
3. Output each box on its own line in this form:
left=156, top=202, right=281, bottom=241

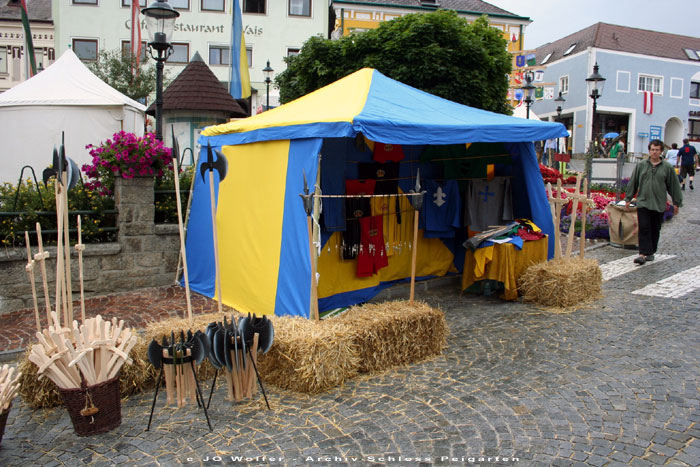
left=0, top=50, right=145, bottom=183
left=0, top=49, right=146, bottom=110
left=203, top=68, right=566, bottom=146
left=187, top=69, right=567, bottom=318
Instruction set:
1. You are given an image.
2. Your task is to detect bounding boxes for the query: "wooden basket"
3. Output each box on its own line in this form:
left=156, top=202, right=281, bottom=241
left=58, top=377, right=121, bottom=437
left=0, top=404, right=10, bottom=447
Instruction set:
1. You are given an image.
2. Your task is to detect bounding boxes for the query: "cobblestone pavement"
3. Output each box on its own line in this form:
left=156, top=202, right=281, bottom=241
left=1, top=188, right=699, bottom=466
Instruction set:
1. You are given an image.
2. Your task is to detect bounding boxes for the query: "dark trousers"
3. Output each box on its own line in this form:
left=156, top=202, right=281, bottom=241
left=637, top=207, right=664, bottom=256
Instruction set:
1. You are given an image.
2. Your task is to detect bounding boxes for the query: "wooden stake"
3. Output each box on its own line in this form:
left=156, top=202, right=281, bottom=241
left=579, top=179, right=589, bottom=258
left=54, top=181, right=67, bottom=328
left=565, top=174, right=582, bottom=258
left=409, top=208, right=420, bottom=304
left=547, top=179, right=568, bottom=259
left=60, top=171, right=74, bottom=324
left=35, top=223, right=52, bottom=324
left=306, top=215, right=319, bottom=321
left=172, top=157, right=193, bottom=325
left=208, top=170, right=224, bottom=314
left=75, top=216, right=86, bottom=323
left=24, top=231, right=41, bottom=333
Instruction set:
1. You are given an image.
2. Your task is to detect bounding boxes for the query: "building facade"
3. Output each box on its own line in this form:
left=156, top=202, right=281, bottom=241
left=530, top=23, right=700, bottom=155
left=51, top=0, right=329, bottom=110
left=330, top=0, right=530, bottom=54
left=0, top=0, right=54, bottom=92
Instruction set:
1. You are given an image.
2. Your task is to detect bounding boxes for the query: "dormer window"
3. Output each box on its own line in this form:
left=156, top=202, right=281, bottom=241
left=540, top=52, right=552, bottom=65
left=420, top=0, right=439, bottom=7
left=684, top=48, right=699, bottom=60
left=562, top=43, right=577, bottom=56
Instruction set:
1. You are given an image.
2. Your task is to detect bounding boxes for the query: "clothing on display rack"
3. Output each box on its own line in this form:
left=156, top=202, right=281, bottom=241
left=464, top=176, right=513, bottom=232
left=420, top=179, right=462, bottom=238
left=373, top=143, right=405, bottom=163
left=342, top=179, right=376, bottom=259
left=356, top=215, right=388, bottom=277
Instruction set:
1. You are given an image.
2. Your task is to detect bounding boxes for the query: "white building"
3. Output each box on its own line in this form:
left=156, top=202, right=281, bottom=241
left=51, top=0, right=329, bottom=111
left=0, top=0, right=55, bottom=93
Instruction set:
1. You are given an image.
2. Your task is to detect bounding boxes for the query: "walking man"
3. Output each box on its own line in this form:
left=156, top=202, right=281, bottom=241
left=678, top=138, right=698, bottom=190
left=624, top=139, right=682, bottom=265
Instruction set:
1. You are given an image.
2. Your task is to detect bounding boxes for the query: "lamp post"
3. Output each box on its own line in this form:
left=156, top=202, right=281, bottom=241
left=555, top=91, right=565, bottom=121
left=585, top=62, right=606, bottom=152
left=142, top=0, right=180, bottom=141
left=263, top=60, right=274, bottom=112
left=521, top=71, right=536, bottom=119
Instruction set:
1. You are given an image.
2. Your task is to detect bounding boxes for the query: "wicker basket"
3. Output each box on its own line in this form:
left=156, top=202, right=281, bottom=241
left=0, top=404, right=10, bottom=447
left=58, top=377, right=121, bottom=436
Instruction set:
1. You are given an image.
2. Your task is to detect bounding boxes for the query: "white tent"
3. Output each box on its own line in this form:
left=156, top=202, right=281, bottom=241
left=512, top=104, right=540, bottom=120
left=0, top=49, right=146, bottom=183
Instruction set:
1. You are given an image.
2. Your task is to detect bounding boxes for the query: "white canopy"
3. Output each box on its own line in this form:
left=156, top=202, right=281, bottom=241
left=0, top=49, right=146, bottom=183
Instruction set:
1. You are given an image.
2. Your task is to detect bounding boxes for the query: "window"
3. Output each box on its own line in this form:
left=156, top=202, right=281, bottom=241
left=638, top=74, right=662, bottom=94
left=72, top=0, right=97, bottom=4
left=689, top=120, right=700, bottom=140
left=169, top=0, right=189, bottom=9
left=169, top=43, right=189, bottom=63
left=34, top=48, right=43, bottom=71
left=202, top=0, right=224, bottom=11
left=121, top=40, right=148, bottom=62
left=540, top=52, right=552, bottom=65
left=246, top=46, right=252, bottom=67
left=243, top=0, right=265, bottom=13
left=684, top=48, right=699, bottom=60
left=289, top=0, right=310, bottom=16
left=670, top=77, right=683, bottom=99
left=209, top=45, right=230, bottom=65
left=287, top=48, right=300, bottom=57
left=691, top=82, right=700, bottom=99
left=0, top=47, right=7, bottom=74
left=562, top=43, right=576, bottom=56
left=121, top=0, right=146, bottom=6
left=559, top=75, right=569, bottom=94
left=72, top=39, right=98, bottom=61
left=616, top=70, right=631, bottom=93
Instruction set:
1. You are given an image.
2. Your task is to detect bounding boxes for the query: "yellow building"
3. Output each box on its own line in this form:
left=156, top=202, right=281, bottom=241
left=331, top=0, right=531, bottom=54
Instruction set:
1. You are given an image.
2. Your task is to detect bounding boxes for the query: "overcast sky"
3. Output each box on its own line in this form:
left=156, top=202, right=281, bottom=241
left=487, top=0, right=700, bottom=50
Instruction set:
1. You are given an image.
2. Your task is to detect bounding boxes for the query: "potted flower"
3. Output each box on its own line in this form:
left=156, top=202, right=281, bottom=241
left=82, top=131, right=172, bottom=196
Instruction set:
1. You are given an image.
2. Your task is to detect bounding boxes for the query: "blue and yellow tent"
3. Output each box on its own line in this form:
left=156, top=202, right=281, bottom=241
left=185, top=68, right=568, bottom=318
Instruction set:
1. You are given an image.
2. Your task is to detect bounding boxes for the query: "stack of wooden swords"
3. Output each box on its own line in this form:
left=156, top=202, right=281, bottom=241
left=28, top=314, right=137, bottom=389
left=0, top=364, right=21, bottom=413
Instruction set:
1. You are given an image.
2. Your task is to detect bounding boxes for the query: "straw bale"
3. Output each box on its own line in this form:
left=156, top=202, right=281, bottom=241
left=335, top=300, right=447, bottom=373
left=19, top=300, right=447, bottom=405
left=518, top=257, right=602, bottom=309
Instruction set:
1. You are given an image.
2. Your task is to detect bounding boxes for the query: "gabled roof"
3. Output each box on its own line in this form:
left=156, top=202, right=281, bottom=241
left=536, top=22, right=700, bottom=65
left=147, top=52, right=247, bottom=118
left=332, top=0, right=528, bottom=20
left=0, top=0, right=52, bottom=22
left=0, top=49, right=146, bottom=110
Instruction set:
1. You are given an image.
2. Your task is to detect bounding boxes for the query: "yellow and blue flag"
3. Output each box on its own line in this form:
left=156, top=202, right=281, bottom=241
left=229, top=0, right=251, bottom=99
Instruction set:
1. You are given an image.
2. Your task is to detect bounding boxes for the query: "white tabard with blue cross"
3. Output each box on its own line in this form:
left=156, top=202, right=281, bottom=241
left=464, top=177, right=514, bottom=231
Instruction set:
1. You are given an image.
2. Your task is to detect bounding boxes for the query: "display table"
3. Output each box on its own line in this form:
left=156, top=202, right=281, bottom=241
left=461, top=237, right=548, bottom=300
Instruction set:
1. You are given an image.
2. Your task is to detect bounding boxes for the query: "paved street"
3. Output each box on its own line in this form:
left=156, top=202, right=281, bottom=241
left=1, top=181, right=699, bottom=466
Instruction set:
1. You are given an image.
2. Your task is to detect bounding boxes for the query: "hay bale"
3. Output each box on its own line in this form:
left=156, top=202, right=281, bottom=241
left=335, top=300, right=447, bottom=373
left=518, top=257, right=602, bottom=309
left=19, top=300, right=447, bottom=405
left=257, top=317, right=360, bottom=394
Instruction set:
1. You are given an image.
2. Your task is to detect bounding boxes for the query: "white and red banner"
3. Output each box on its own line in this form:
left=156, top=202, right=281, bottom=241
left=131, top=0, right=142, bottom=73
left=643, top=91, right=653, bottom=114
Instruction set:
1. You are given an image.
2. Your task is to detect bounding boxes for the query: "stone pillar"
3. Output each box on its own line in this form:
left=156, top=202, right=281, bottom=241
left=112, top=176, right=166, bottom=289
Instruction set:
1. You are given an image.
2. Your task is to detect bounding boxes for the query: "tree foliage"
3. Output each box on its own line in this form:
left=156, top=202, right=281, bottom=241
left=276, top=11, right=512, bottom=114
left=86, top=49, right=162, bottom=103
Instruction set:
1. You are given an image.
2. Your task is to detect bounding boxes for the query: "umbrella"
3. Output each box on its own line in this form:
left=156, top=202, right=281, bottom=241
left=604, top=132, right=619, bottom=139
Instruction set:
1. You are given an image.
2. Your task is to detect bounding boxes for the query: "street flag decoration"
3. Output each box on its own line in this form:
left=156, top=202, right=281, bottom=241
left=229, top=0, right=251, bottom=99
left=515, top=55, right=525, bottom=68
left=131, top=0, right=142, bottom=72
left=18, top=0, right=37, bottom=76
left=643, top=91, right=654, bottom=114
left=526, top=54, right=537, bottom=66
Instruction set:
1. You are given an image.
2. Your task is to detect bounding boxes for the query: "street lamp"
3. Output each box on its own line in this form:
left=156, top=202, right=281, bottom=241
left=585, top=62, right=606, bottom=150
left=521, top=71, right=536, bottom=119
left=262, top=60, right=274, bottom=112
left=142, top=0, right=180, bottom=141
left=555, top=91, right=565, bottom=120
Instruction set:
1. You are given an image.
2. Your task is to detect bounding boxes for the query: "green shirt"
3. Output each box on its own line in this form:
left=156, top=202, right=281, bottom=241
left=625, top=159, right=683, bottom=212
